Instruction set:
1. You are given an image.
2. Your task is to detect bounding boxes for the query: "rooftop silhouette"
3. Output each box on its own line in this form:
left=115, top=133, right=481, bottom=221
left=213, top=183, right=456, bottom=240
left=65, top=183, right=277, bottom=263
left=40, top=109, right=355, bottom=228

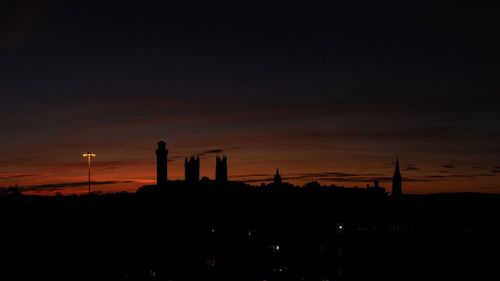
left=148, top=140, right=398, bottom=197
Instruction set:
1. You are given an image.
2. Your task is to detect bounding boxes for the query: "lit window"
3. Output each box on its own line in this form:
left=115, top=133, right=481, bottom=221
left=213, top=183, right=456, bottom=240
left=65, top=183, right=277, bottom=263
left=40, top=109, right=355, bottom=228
left=271, top=244, right=280, bottom=253
left=336, top=223, right=344, bottom=234
left=272, top=265, right=288, bottom=272
left=209, top=225, right=216, bottom=233
left=207, top=258, right=216, bottom=270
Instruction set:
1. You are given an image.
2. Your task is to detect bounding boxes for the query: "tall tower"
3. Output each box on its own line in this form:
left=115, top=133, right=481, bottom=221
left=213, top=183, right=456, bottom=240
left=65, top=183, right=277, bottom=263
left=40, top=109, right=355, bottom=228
left=156, top=141, right=168, bottom=186
left=185, top=156, right=200, bottom=183
left=215, top=155, right=228, bottom=183
left=274, top=168, right=282, bottom=186
left=392, top=156, right=402, bottom=196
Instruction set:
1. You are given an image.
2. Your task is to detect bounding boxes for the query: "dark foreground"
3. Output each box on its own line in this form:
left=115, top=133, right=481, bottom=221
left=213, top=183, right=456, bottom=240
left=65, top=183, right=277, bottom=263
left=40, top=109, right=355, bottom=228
left=1, top=188, right=499, bottom=281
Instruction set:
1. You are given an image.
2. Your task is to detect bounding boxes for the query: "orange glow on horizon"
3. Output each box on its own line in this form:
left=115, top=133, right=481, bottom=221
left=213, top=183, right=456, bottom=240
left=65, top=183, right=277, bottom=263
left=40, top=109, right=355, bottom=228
left=2, top=140, right=499, bottom=196
left=8, top=156, right=500, bottom=196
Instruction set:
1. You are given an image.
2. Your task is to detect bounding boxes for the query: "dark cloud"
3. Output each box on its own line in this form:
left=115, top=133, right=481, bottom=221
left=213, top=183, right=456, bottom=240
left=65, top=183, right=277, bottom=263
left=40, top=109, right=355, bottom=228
left=48, top=160, right=149, bottom=170
left=0, top=174, right=40, bottom=180
left=195, top=147, right=243, bottom=158
left=401, top=172, right=500, bottom=183
left=290, top=172, right=360, bottom=178
left=481, top=186, right=500, bottom=190
left=449, top=174, right=495, bottom=178
left=239, top=174, right=435, bottom=185
left=231, top=166, right=500, bottom=186
left=241, top=178, right=274, bottom=183
left=284, top=171, right=499, bottom=185
left=405, top=164, right=420, bottom=171
left=202, top=149, right=224, bottom=154
left=178, top=149, right=227, bottom=159
left=239, top=171, right=388, bottom=185
left=442, top=165, right=456, bottom=169
left=166, top=156, right=184, bottom=162
left=428, top=175, right=449, bottom=179
left=22, top=180, right=134, bottom=192
left=311, top=176, right=393, bottom=183
left=197, top=147, right=243, bottom=157
left=231, top=174, right=271, bottom=178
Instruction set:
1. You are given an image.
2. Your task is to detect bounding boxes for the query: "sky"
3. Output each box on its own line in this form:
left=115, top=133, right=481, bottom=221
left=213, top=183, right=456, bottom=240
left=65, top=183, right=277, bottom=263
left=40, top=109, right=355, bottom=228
left=1, top=0, right=499, bottom=195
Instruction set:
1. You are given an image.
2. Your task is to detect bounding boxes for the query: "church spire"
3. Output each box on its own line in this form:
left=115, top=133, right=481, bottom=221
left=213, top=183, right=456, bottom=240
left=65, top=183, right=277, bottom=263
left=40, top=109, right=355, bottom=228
left=394, top=156, right=400, bottom=175
left=392, top=156, right=402, bottom=196
left=274, top=168, right=282, bottom=186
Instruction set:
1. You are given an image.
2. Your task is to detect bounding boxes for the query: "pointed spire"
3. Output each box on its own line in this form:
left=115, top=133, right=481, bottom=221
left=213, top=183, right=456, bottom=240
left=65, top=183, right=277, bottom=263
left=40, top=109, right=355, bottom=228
left=274, top=167, right=282, bottom=185
left=394, top=155, right=400, bottom=175
left=392, top=155, right=402, bottom=196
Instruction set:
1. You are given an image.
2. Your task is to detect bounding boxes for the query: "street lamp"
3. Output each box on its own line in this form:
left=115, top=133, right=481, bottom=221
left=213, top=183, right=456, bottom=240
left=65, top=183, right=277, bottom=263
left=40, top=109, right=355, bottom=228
left=82, top=152, right=96, bottom=194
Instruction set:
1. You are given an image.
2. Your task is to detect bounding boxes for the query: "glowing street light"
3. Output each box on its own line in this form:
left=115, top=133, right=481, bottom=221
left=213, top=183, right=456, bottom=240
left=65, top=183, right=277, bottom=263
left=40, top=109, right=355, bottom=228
left=82, top=152, right=96, bottom=194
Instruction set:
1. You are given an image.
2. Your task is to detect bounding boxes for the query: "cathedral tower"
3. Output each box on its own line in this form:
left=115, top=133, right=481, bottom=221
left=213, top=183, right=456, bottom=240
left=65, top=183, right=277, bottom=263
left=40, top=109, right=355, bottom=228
left=185, top=156, right=200, bottom=183
left=215, top=155, right=228, bottom=183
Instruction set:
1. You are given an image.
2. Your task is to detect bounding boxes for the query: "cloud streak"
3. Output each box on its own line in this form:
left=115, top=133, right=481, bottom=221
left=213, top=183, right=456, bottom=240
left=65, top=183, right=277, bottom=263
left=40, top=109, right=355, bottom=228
left=202, top=149, right=224, bottom=154
left=0, top=174, right=41, bottom=180
left=21, top=180, right=134, bottom=192
left=233, top=169, right=500, bottom=186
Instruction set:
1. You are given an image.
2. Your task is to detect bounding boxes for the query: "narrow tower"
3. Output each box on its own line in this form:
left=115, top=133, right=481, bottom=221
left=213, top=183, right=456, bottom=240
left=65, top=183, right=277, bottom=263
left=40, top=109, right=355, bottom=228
left=185, top=156, right=200, bottom=183
left=215, top=155, right=228, bottom=183
left=392, top=156, right=402, bottom=196
left=273, top=168, right=282, bottom=186
left=156, top=141, right=168, bottom=186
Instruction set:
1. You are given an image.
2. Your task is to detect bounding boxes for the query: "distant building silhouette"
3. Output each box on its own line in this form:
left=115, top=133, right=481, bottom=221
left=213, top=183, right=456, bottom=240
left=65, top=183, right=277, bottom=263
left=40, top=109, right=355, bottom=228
left=200, top=176, right=211, bottom=184
left=185, top=156, right=200, bottom=183
left=156, top=141, right=168, bottom=186
left=367, top=180, right=386, bottom=194
left=274, top=168, right=282, bottom=186
left=215, top=155, right=228, bottom=183
left=392, top=157, right=402, bottom=196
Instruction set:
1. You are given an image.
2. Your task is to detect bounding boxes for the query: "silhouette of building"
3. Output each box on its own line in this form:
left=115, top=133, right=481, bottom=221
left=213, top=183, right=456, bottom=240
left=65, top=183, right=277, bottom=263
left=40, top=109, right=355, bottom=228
left=392, top=157, right=402, bottom=196
left=274, top=168, right=282, bottom=186
left=367, top=180, right=386, bottom=194
left=156, top=141, right=169, bottom=186
left=367, top=180, right=382, bottom=189
left=185, top=156, right=200, bottom=183
left=215, top=155, right=228, bottom=183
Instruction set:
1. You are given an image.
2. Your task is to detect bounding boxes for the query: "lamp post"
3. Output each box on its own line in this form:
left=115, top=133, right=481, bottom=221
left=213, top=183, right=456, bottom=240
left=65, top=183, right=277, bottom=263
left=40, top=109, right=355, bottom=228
left=82, top=152, right=96, bottom=194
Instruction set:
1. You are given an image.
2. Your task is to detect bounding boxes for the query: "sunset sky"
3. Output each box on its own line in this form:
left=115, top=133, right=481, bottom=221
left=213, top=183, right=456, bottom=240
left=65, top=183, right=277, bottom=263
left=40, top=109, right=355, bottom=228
left=1, top=0, right=499, bottom=195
